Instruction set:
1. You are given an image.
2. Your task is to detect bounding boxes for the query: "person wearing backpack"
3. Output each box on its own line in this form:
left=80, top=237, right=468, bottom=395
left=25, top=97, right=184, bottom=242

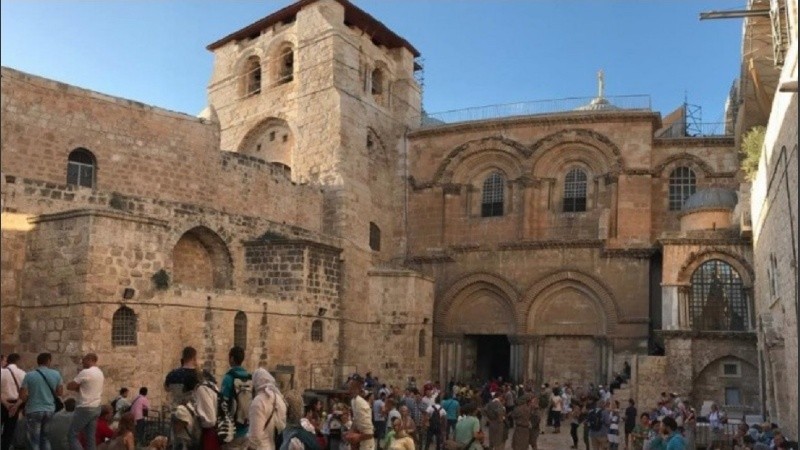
left=424, top=396, right=447, bottom=450
left=222, top=346, right=253, bottom=449
left=587, top=400, right=611, bottom=450
left=248, top=368, right=288, bottom=450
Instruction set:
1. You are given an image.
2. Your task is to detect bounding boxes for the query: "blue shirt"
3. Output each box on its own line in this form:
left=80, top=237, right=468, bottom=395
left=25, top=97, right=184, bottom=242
left=21, top=367, right=63, bottom=414
left=666, top=432, right=686, bottom=450
left=441, top=398, right=460, bottom=421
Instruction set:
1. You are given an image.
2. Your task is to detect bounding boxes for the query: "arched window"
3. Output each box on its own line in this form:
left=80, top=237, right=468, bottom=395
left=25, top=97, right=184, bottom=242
left=371, top=68, right=384, bottom=96
left=234, top=311, right=247, bottom=350
left=67, top=148, right=96, bottom=188
left=311, top=319, right=323, bottom=342
left=369, top=222, right=381, bottom=251
left=418, top=330, right=426, bottom=357
left=563, top=168, right=587, bottom=212
left=690, top=260, right=750, bottom=331
left=668, top=166, right=696, bottom=211
left=112, top=306, right=137, bottom=346
left=481, top=172, right=505, bottom=217
left=245, top=56, right=262, bottom=96
left=278, top=47, right=294, bottom=84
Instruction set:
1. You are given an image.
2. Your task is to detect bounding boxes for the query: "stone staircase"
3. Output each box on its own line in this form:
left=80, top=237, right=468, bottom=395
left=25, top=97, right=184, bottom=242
left=613, top=381, right=632, bottom=404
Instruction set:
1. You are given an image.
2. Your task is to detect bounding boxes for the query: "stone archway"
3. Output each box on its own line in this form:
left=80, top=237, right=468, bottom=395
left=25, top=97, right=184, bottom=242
left=171, top=226, right=233, bottom=290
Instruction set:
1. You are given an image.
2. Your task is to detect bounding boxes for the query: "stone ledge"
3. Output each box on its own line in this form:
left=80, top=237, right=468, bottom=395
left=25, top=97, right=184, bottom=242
left=367, top=269, right=434, bottom=282
left=242, top=237, right=343, bottom=254
left=27, top=208, right=169, bottom=228
left=656, top=329, right=757, bottom=341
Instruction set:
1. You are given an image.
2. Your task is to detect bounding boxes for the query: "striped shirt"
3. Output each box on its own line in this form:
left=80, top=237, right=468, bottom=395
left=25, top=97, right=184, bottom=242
left=608, top=411, right=620, bottom=444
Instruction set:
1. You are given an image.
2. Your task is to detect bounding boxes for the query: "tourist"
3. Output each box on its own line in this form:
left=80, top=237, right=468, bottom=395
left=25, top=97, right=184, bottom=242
left=509, top=394, right=532, bottom=450
left=682, top=407, right=696, bottom=449
left=98, top=411, right=136, bottom=450
left=423, top=395, right=446, bottom=450
left=453, top=403, right=482, bottom=450
left=529, top=396, right=542, bottom=450
left=397, top=405, right=415, bottom=439
left=111, top=388, right=130, bottom=419
left=164, top=347, right=201, bottom=408
left=385, top=417, right=414, bottom=450
left=373, top=393, right=387, bottom=450
left=660, top=417, right=685, bottom=450
left=1, top=353, right=26, bottom=450
left=644, top=419, right=664, bottom=450
left=48, top=398, right=77, bottom=450
left=630, top=413, right=649, bottom=450
left=484, top=393, right=505, bottom=450
left=439, top=394, right=459, bottom=440
left=503, top=385, right=515, bottom=428
left=344, top=374, right=374, bottom=450
left=19, top=352, right=64, bottom=450
left=624, top=399, right=637, bottom=449
left=607, top=400, right=621, bottom=450
left=550, top=387, right=563, bottom=434
left=539, top=385, right=551, bottom=428
left=569, top=403, right=581, bottom=449
left=92, top=405, right=115, bottom=445
left=130, top=387, right=151, bottom=443
left=587, top=400, right=611, bottom=450
left=222, top=346, right=252, bottom=449
left=248, top=368, right=288, bottom=450
left=196, top=370, right=222, bottom=450
left=67, top=352, right=105, bottom=450
left=385, top=398, right=400, bottom=432
left=708, top=403, right=726, bottom=449
left=324, top=404, right=347, bottom=450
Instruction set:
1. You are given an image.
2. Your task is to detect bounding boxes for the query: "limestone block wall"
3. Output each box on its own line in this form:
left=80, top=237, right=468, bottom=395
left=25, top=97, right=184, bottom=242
left=750, top=43, right=798, bottom=435
left=632, top=355, right=668, bottom=410
left=0, top=214, right=29, bottom=353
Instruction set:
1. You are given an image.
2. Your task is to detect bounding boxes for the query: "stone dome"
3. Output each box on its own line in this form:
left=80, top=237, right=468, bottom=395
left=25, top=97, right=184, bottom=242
left=682, top=187, right=738, bottom=212
left=575, top=96, right=620, bottom=111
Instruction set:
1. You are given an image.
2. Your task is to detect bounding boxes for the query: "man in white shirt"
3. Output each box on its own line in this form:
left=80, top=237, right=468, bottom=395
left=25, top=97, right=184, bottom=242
left=345, top=374, right=375, bottom=450
left=66, top=353, right=105, bottom=450
left=1, top=353, right=26, bottom=450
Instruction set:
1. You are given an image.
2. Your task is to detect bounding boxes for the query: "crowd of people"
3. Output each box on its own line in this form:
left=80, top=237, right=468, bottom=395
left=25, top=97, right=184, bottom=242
left=2, top=351, right=795, bottom=450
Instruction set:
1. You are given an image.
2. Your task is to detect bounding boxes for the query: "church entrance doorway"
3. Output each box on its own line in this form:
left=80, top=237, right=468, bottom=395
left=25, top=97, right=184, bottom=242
left=466, top=334, right=510, bottom=382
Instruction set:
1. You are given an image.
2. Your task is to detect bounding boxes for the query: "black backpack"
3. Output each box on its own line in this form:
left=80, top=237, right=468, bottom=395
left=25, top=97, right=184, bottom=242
left=587, top=408, right=604, bottom=432
left=428, top=406, right=444, bottom=433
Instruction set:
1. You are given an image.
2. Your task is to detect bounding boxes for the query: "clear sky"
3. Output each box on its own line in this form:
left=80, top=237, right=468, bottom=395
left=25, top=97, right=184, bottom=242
left=1, top=1, right=745, bottom=122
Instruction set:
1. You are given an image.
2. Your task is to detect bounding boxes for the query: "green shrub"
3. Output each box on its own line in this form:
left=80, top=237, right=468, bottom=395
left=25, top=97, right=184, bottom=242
left=740, top=126, right=766, bottom=180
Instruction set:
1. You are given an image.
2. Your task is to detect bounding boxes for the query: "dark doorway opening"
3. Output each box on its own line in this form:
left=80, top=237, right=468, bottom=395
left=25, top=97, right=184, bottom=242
left=470, top=334, right=510, bottom=382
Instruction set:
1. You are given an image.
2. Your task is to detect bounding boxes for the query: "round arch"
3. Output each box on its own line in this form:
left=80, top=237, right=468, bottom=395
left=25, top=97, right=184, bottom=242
left=529, top=128, right=624, bottom=174
left=652, top=153, right=715, bottom=178
left=522, top=270, right=620, bottom=335
left=237, top=117, right=295, bottom=169
left=436, top=273, right=520, bottom=334
left=677, top=249, right=754, bottom=287
left=170, top=225, right=234, bottom=290
left=432, top=136, right=530, bottom=184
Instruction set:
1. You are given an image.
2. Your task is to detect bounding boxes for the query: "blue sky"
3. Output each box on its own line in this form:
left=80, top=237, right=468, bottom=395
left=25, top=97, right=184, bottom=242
left=1, top=1, right=744, bottom=122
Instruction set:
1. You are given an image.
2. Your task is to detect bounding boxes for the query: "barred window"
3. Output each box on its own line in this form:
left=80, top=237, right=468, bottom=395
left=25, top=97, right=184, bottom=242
left=311, top=319, right=323, bottom=342
left=481, top=172, right=505, bottom=217
left=245, top=56, right=261, bottom=96
left=234, top=311, right=247, bottom=350
left=689, top=260, right=750, bottom=331
left=668, top=167, right=696, bottom=210
left=112, top=306, right=137, bottom=346
left=418, top=330, right=426, bottom=357
left=369, top=222, right=381, bottom=251
left=67, top=148, right=96, bottom=188
left=563, top=168, right=587, bottom=212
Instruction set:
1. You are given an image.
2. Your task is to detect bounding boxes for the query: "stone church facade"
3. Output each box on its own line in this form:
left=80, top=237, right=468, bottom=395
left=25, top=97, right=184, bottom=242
left=0, top=0, right=763, bottom=415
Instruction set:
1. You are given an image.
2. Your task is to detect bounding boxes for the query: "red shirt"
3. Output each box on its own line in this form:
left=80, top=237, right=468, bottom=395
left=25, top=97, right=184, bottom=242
left=95, top=418, right=115, bottom=444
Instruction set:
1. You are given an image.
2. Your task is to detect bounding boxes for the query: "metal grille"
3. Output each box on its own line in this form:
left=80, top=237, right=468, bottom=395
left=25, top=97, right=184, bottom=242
left=67, top=149, right=95, bottom=188
left=481, top=172, right=504, bottom=217
left=112, top=306, right=137, bottom=346
left=668, top=166, right=696, bottom=211
left=689, top=260, right=750, bottom=331
left=311, top=320, right=323, bottom=342
left=234, top=311, right=247, bottom=350
left=563, top=168, right=587, bottom=212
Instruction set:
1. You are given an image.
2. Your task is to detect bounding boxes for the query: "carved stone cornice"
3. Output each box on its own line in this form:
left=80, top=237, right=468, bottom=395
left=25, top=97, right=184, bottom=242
left=656, top=330, right=757, bottom=341
left=498, top=239, right=604, bottom=251
left=601, top=247, right=657, bottom=259
left=405, top=254, right=455, bottom=264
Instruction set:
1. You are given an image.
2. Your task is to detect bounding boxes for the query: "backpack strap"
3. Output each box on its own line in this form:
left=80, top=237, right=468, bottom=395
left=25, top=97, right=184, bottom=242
left=35, top=369, right=58, bottom=403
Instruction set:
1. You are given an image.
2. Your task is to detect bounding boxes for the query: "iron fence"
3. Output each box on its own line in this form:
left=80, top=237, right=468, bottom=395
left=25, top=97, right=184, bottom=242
left=417, top=95, right=652, bottom=128
left=692, top=422, right=742, bottom=450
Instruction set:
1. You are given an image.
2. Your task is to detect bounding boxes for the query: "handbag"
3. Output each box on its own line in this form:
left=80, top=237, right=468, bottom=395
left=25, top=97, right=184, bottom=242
left=36, top=369, right=64, bottom=412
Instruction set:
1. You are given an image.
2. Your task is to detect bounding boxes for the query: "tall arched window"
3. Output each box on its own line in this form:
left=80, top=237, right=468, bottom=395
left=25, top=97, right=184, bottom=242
left=371, top=68, right=384, bottom=96
left=112, top=306, right=137, bottom=346
left=481, top=172, right=505, bottom=217
left=669, top=166, right=696, bottom=210
left=563, top=168, right=587, bottom=212
left=311, top=319, right=323, bottom=342
left=418, top=330, right=426, bottom=357
left=245, top=56, right=262, bottom=96
left=67, top=148, right=96, bottom=188
left=278, top=47, right=294, bottom=84
left=234, top=311, right=247, bottom=350
left=690, top=259, right=750, bottom=331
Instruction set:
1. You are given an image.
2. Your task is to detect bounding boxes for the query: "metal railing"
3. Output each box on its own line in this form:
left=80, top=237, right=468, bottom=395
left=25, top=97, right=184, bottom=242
left=417, top=94, right=652, bottom=128
left=657, top=122, right=733, bottom=138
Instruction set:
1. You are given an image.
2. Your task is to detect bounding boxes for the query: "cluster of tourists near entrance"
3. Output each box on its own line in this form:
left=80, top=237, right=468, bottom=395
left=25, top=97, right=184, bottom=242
left=1, top=351, right=795, bottom=450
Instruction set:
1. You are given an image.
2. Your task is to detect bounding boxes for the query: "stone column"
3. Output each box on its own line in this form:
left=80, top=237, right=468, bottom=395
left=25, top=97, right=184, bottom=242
left=661, top=284, right=682, bottom=330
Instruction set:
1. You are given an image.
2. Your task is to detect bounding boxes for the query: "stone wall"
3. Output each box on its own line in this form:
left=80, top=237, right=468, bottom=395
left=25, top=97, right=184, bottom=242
left=633, top=355, right=669, bottom=411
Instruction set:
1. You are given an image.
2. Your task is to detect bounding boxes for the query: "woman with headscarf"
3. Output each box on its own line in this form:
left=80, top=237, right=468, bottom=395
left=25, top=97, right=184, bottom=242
left=249, top=368, right=288, bottom=450
left=509, top=394, right=532, bottom=450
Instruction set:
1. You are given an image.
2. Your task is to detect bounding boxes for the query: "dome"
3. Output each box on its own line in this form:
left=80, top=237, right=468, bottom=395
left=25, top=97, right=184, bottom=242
left=197, top=105, right=219, bottom=123
left=575, top=96, right=620, bottom=111
left=682, top=187, right=738, bottom=212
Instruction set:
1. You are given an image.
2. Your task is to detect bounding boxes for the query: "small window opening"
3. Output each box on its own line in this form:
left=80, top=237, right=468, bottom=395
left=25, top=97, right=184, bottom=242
left=369, top=222, right=381, bottom=251
left=234, top=311, right=247, bottom=350
left=282, top=134, right=288, bottom=143
left=371, top=69, right=384, bottom=96
left=481, top=172, right=505, bottom=217
left=245, top=56, right=261, bottom=96
left=256, top=144, right=262, bottom=152
left=311, top=319, right=323, bottom=342
left=269, top=131, right=276, bottom=141
left=722, top=363, right=740, bottom=376
left=67, top=148, right=96, bottom=188
left=563, top=168, right=587, bottom=212
left=111, top=306, right=137, bottom=347
left=279, top=48, right=294, bottom=84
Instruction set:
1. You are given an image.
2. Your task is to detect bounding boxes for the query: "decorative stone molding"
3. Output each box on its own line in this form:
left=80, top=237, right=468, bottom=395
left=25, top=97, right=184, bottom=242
left=431, top=136, right=530, bottom=185
left=529, top=128, right=625, bottom=172
left=436, top=272, right=521, bottom=331
left=651, top=152, right=736, bottom=179
left=676, top=247, right=755, bottom=286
